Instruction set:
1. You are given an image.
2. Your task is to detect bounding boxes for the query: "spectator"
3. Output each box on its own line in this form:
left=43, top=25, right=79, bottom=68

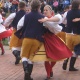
left=12, top=0, right=19, bottom=12
left=53, top=0, right=59, bottom=13
left=41, top=0, right=45, bottom=13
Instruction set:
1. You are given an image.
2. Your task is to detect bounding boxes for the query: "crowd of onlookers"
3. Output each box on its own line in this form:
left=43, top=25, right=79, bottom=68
left=40, top=0, right=71, bottom=13
left=0, top=0, right=19, bottom=14
left=0, top=0, right=71, bottom=15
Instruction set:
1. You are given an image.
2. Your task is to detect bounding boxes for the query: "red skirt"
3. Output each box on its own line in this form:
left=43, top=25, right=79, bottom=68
left=0, top=29, right=12, bottom=40
left=44, top=33, right=72, bottom=61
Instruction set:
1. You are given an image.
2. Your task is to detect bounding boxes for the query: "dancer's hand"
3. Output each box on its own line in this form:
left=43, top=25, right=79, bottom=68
left=72, top=18, right=80, bottom=22
left=5, top=26, right=9, bottom=30
left=38, top=18, right=48, bottom=23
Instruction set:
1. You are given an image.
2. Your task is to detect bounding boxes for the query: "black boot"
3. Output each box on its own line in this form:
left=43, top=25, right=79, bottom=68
left=50, top=72, right=53, bottom=78
left=28, top=64, right=33, bottom=75
left=23, top=61, right=31, bottom=80
left=1, top=52, right=5, bottom=55
left=62, top=58, right=69, bottom=70
left=12, top=50, right=21, bottom=65
left=69, top=57, right=78, bottom=71
left=28, top=64, right=33, bottom=80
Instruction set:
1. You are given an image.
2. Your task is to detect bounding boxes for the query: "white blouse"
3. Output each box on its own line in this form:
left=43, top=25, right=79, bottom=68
left=43, top=14, right=63, bottom=34
left=17, top=16, right=25, bottom=30
left=4, top=13, right=16, bottom=27
left=0, top=14, right=6, bottom=33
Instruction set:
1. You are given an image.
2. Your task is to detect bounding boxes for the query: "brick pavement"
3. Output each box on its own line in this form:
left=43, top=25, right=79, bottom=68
left=0, top=46, right=80, bottom=80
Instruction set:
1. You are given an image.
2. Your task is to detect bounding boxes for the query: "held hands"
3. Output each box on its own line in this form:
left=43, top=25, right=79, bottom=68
left=72, top=18, right=80, bottom=22
left=4, top=26, right=9, bottom=30
left=5, top=27, right=9, bottom=30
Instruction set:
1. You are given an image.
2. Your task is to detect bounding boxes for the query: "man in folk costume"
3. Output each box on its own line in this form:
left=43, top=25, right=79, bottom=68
left=62, top=0, right=80, bottom=71
left=4, top=1, right=26, bottom=65
left=17, top=0, right=47, bottom=80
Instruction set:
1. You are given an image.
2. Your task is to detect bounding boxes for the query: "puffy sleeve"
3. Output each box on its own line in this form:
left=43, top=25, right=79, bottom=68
left=43, top=16, right=62, bottom=34
left=53, top=14, right=63, bottom=24
left=62, top=12, right=67, bottom=24
left=4, top=13, right=16, bottom=27
left=17, top=15, right=25, bottom=30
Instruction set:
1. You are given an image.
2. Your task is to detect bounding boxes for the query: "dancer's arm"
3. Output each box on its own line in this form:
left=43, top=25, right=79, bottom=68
left=17, top=16, right=25, bottom=30
left=4, top=13, right=16, bottom=27
left=0, top=14, right=3, bottom=24
left=38, top=14, right=62, bottom=23
left=72, top=18, right=80, bottom=22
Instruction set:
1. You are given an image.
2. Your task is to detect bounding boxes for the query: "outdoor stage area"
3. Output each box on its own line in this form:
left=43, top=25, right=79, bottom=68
left=0, top=46, right=80, bottom=80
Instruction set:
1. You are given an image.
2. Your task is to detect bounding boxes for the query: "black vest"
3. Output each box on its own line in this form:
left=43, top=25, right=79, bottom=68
left=11, top=10, right=26, bottom=29
left=22, top=11, right=46, bottom=42
left=66, top=10, right=80, bottom=34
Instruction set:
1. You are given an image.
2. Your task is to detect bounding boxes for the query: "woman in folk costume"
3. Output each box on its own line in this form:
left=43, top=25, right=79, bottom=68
left=0, top=9, right=12, bottom=55
left=26, top=6, right=31, bottom=13
left=4, top=1, right=26, bottom=65
left=0, top=9, right=5, bottom=55
left=39, top=5, right=72, bottom=80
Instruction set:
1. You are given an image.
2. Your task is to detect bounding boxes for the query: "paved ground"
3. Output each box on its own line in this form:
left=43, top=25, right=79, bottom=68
left=0, top=46, right=80, bottom=80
